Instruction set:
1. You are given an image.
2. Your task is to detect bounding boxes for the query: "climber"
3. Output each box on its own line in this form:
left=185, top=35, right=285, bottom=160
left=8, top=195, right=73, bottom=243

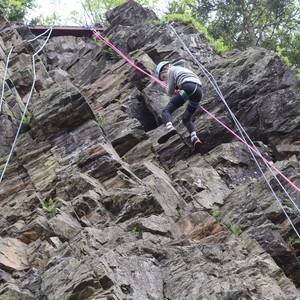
left=155, top=59, right=203, bottom=153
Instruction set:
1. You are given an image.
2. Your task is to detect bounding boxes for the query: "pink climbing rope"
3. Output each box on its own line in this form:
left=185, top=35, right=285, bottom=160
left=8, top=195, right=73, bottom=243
left=93, top=29, right=166, bottom=88
left=92, top=29, right=300, bottom=194
left=200, top=106, right=300, bottom=193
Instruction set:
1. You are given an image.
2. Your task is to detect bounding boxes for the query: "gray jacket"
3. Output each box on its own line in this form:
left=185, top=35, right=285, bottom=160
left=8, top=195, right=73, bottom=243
left=166, top=60, right=202, bottom=95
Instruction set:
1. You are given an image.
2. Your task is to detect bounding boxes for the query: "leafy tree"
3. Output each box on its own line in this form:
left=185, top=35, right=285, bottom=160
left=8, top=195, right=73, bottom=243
left=30, top=0, right=160, bottom=27
left=167, top=0, right=300, bottom=70
left=28, top=0, right=65, bottom=25
left=0, top=0, right=35, bottom=22
left=30, top=11, right=64, bottom=25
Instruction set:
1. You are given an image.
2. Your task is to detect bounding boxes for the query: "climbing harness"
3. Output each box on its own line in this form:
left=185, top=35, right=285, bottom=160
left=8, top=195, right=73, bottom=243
left=179, top=89, right=199, bottom=108
left=0, top=27, right=53, bottom=184
left=179, top=90, right=189, bottom=101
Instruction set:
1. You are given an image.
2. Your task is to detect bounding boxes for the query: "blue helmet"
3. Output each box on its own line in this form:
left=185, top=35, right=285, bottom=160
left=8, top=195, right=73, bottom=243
left=155, top=61, right=170, bottom=78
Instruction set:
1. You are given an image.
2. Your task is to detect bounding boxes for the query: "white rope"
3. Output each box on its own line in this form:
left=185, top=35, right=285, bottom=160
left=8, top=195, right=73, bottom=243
left=0, top=27, right=53, bottom=110
left=163, top=20, right=300, bottom=238
left=0, top=28, right=53, bottom=113
left=0, top=47, right=14, bottom=113
left=28, top=27, right=53, bottom=42
left=0, top=27, right=53, bottom=184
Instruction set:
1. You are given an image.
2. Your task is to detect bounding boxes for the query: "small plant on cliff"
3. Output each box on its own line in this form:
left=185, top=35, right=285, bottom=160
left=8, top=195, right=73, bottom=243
left=288, top=237, right=300, bottom=246
left=96, top=116, right=105, bottom=127
left=42, top=197, right=55, bottom=214
left=283, top=198, right=293, bottom=207
left=93, top=36, right=121, bottom=61
left=164, top=13, right=228, bottom=55
left=92, top=36, right=103, bottom=46
left=211, top=209, right=220, bottom=219
left=129, top=226, right=139, bottom=234
left=154, top=19, right=164, bottom=26
left=105, top=47, right=121, bottom=62
left=230, top=223, right=239, bottom=236
left=287, top=237, right=299, bottom=256
left=213, top=38, right=229, bottom=55
left=22, top=114, right=31, bottom=126
left=114, top=98, right=122, bottom=104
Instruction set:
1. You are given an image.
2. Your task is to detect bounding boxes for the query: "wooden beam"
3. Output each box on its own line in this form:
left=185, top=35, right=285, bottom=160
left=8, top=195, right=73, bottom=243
left=13, top=24, right=105, bottom=37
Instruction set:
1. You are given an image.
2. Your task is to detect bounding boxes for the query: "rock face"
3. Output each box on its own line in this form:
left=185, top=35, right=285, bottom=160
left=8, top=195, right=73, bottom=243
left=0, top=1, right=300, bottom=299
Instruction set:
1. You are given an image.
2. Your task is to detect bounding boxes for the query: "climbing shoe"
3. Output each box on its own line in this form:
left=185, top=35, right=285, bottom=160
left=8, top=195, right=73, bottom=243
left=191, top=136, right=201, bottom=154
left=157, top=127, right=177, bottom=144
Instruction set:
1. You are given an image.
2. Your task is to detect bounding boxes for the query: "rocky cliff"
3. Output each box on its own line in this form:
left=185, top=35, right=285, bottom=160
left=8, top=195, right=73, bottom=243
left=0, top=1, right=300, bottom=299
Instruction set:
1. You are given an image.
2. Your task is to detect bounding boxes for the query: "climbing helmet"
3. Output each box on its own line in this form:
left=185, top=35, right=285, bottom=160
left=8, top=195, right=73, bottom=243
left=155, top=61, right=170, bottom=79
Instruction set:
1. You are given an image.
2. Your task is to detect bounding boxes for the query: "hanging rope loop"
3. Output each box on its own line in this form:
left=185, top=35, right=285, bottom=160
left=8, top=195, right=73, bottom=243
left=0, top=27, right=53, bottom=184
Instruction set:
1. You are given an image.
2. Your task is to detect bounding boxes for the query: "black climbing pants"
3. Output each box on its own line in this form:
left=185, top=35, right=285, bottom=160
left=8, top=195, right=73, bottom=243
left=161, top=82, right=203, bottom=133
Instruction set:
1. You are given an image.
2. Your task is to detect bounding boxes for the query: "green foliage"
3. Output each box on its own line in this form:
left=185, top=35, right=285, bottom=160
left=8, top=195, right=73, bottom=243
left=230, top=223, right=239, bottom=236
left=79, top=0, right=125, bottom=25
left=276, top=45, right=300, bottom=78
left=167, top=0, right=195, bottom=16
left=283, top=198, right=293, bottom=208
left=114, top=98, right=122, bottom=104
left=22, top=114, right=31, bottom=126
left=276, top=45, right=290, bottom=64
left=165, top=13, right=211, bottom=41
left=28, top=0, right=69, bottom=25
left=154, top=19, right=164, bottom=26
left=129, top=226, right=138, bottom=234
left=42, top=197, right=55, bottom=214
left=288, top=237, right=300, bottom=246
left=105, top=47, right=121, bottom=61
left=30, top=13, right=64, bottom=26
left=1, top=0, right=35, bottom=22
left=211, top=209, right=220, bottom=218
left=92, top=36, right=103, bottom=46
left=213, top=38, right=229, bottom=55
left=93, top=36, right=121, bottom=61
left=164, top=13, right=228, bottom=54
left=96, top=116, right=105, bottom=127
left=165, top=0, right=300, bottom=70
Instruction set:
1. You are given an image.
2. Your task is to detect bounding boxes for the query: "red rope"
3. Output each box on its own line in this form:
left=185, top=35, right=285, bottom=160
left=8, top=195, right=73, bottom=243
left=92, top=29, right=300, bottom=194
